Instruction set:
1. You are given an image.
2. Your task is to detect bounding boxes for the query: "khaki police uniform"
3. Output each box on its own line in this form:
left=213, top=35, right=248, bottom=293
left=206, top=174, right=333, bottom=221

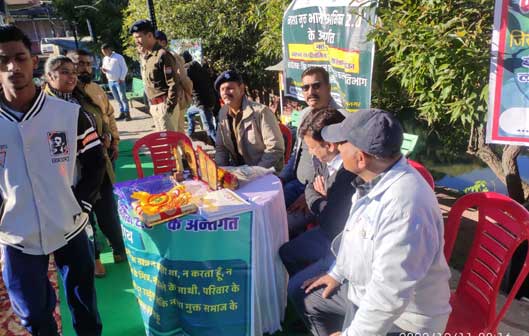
left=141, top=43, right=183, bottom=132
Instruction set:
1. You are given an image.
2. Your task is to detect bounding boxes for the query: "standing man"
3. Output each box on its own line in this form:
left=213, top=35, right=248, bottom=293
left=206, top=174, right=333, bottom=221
left=214, top=70, right=285, bottom=173
left=182, top=50, right=217, bottom=143
left=68, top=49, right=120, bottom=161
left=0, top=26, right=104, bottom=335
left=66, top=49, right=127, bottom=277
left=154, top=30, right=193, bottom=131
left=101, top=43, right=130, bottom=121
left=303, top=109, right=451, bottom=336
left=129, top=20, right=184, bottom=132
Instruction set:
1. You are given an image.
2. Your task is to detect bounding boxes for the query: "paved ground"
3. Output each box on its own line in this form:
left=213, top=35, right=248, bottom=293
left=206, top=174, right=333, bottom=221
left=114, top=100, right=529, bottom=335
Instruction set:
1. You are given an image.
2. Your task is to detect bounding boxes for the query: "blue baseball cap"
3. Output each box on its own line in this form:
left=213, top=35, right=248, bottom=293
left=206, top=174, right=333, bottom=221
left=129, top=19, right=154, bottom=35
left=214, top=70, right=243, bottom=92
left=321, top=109, right=403, bottom=158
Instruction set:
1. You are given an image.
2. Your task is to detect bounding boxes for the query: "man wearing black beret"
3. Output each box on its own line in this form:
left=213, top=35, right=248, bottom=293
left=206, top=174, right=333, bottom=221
left=214, top=70, right=285, bottom=172
left=129, top=20, right=184, bottom=132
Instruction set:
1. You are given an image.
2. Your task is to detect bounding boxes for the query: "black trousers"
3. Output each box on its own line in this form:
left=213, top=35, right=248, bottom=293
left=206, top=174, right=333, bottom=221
left=90, top=172, right=125, bottom=259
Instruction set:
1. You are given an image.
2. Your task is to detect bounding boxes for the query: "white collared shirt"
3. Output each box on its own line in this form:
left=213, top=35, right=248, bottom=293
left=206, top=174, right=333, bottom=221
left=102, top=52, right=128, bottom=81
left=326, top=154, right=342, bottom=177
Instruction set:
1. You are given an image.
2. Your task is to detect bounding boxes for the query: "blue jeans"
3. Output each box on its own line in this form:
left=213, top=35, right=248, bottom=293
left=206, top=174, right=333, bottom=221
left=2, top=231, right=102, bottom=335
left=186, top=105, right=216, bottom=141
left=108, top=80, right=129, bottom=114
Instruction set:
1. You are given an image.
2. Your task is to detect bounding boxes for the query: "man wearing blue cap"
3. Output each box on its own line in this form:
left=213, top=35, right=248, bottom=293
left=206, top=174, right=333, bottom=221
left=214, top=70, right=285, bottom=172
left=129, top=20, right=183, bottom=132
left=302, top=109, right=451, bottom=336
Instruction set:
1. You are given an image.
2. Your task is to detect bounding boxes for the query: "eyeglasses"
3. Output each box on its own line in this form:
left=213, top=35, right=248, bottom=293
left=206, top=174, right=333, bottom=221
left=301, top=81, right=321, bottom=92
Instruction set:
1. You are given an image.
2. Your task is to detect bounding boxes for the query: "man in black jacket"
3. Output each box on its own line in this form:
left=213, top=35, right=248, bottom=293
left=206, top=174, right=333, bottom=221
left=182, top=51, right=217, bottom=143
left=278, top=108, right=356, bottom=324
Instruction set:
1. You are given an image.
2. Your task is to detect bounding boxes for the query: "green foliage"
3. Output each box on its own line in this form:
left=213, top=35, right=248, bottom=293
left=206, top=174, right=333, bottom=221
left=370, top=0, right=494, bottom=127
left=52, top=0, right=128, bottom=52
left=121, top=0, right=290, bottom=91
left=464, top=180, right=489, bottom=194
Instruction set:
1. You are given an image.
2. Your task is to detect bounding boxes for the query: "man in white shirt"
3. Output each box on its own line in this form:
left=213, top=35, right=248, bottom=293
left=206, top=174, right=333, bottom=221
left=101, top=43, right=130, bottom=121
left=304, top=109, right=451, bottom=336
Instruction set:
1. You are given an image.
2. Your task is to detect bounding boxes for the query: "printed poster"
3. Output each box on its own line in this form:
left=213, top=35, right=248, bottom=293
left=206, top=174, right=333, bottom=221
left=487, top=0, right=529, bottom=145
left=282, top=0, right=377, bottom=112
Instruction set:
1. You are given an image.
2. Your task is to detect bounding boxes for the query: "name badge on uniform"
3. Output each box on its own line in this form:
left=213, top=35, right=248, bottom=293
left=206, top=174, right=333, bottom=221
left=164, top=65, right=174, bottom=75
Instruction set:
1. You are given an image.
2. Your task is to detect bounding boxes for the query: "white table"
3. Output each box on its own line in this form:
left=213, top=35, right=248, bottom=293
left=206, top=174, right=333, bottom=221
left=236, top=174, right=289, bottom=335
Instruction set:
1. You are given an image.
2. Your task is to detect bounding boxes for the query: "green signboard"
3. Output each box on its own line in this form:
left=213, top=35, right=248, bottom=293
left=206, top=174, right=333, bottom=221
left=114, top=176, right=253, bottom=336
left=487, top=0, right=529, bottom=145
left=282, top=0, right=376, bottom=112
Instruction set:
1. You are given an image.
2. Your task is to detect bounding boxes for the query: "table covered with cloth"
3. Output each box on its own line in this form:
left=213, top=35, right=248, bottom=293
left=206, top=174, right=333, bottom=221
left=114, top=174, right=288, bottom=336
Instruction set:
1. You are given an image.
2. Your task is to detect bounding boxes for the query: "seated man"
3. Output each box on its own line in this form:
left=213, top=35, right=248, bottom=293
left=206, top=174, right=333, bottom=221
left=280, top=66, right=345, bottom=231
left=214, top=70, right=285, bottom=172
left=303, top=109, right=451, bottom=336
left=283, top=108, right=355, bottom=239
left=279, top=108, right=356, bottom=309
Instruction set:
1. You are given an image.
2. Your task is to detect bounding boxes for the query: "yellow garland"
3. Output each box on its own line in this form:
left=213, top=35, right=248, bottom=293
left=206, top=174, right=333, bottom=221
left=131, top=185, right=192, bottom=215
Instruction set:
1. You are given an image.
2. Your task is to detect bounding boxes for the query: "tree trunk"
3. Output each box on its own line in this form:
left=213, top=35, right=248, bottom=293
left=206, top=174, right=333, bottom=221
left=467, top=126, right=528, bottom=204
left=502, top=145, right=525, bottom=203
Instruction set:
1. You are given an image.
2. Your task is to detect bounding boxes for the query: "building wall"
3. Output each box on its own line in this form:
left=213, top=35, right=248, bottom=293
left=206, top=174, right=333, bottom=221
left=14, top=19, right=68, bottom=53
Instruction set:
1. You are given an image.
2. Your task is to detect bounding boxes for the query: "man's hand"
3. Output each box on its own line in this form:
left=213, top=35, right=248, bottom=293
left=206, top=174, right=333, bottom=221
left=301, top=273, right=326, bottom=290
left=287, top=193, right=309, bottom=214
left=102, top=134, right=111, bottom=149
left=110, top=142, right=119, bottom=161
left=304, top=274, right=340, bottom=299
left=118, top=79, right=124, bottom=84
left=330, top=332, right=342, bottom=336
left=313, top=175, right=327, bottom=197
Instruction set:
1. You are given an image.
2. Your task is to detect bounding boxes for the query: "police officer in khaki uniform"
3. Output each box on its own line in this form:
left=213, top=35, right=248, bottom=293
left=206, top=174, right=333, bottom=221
left=129, top=20, right=183, bottom=132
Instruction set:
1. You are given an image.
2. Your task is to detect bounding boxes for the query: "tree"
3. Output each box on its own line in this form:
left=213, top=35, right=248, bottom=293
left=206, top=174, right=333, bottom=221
left=369, top=0, right=529, bottom=204
left=52, top=0, right=128, bottom=51
left=121, top=0, right=290, bottom=95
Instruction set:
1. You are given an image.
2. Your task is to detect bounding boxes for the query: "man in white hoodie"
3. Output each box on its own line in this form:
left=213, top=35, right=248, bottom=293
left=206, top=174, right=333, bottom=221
left=303, top=109, right=451, bottom=336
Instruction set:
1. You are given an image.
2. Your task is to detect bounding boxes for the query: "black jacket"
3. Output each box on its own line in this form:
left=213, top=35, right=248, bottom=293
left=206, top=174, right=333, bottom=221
left=185, top=60, right=216, bottom=108
left=305, top=157, right=356, bottom=240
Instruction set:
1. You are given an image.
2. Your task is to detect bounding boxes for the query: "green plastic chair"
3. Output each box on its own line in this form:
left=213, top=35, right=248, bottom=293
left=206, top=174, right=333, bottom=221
left=401, top=133, right=418, bottom=157
left=126, top=77, right=145, bottom=109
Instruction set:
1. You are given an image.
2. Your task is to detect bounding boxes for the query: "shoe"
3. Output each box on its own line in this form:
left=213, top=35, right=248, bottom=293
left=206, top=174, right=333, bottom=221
left=113, top=253, right=127, bottom=263
left=95, top=259, right=106, bottom=278
left=115, top=113, right=126, bottom=121
left=125, top=114, right=132, bottom=121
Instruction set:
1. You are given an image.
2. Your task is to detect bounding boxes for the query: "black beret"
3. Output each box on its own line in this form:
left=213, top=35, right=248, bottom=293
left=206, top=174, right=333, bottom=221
left=214, top=70, right=243, bottom=92
left=129, top=19, right=154, bottom=35
left=154, top=30, right=167, bottom=41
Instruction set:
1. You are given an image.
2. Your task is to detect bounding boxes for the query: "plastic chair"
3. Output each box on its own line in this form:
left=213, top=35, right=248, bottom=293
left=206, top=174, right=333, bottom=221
left=443, top=192, right=529, bottom=335
left=279, top=123, right=293, bottom=164
left=407, top=159, right=435, bottom=189
left=132, top=131, right=194, bottom=178
left=401, top=133, right=418, bottom=157
left=126, top=77, right=145, bottom=109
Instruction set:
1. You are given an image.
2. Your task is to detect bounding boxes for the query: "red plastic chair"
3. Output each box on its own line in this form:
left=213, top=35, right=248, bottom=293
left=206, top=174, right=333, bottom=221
left=132, top=131, right=194, bottom=178
left=443, top=192, right=529, bottom=335
left=279, top=123, right=293, bottom=164
left=408, top=159, right=435, bottom=190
